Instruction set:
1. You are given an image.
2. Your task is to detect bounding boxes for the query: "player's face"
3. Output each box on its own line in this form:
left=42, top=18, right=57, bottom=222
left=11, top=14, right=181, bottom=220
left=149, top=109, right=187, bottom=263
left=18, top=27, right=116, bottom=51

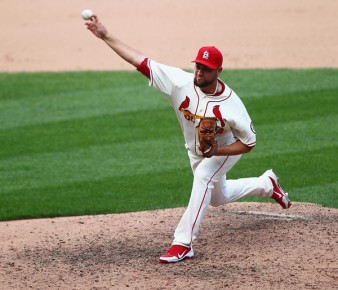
left=194, top=63, right=220, bottom=88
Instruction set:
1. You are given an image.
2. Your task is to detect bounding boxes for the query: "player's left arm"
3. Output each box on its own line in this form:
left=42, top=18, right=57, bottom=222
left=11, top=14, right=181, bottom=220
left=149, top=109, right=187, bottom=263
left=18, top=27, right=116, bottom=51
left=215, top=140, right=253, bottom=156
left=216, top=108, right=256, bottom=156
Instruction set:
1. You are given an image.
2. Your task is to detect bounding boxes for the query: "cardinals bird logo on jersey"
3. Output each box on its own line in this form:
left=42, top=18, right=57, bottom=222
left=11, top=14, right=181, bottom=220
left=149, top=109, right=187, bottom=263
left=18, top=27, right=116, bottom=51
left=179, top=96, right=190, bottom=111
left=179, top=96, right=196, bottom=122
left=178, top=97, right=227, bottom=135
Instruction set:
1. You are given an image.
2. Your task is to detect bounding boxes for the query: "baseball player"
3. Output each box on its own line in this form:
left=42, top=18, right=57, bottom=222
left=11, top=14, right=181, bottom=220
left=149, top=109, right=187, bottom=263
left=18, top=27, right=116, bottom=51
left=85, top=15, right=292, bottom=263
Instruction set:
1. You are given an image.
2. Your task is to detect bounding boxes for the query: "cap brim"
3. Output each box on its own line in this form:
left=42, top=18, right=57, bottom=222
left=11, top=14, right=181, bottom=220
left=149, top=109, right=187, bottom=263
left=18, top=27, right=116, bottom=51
left=191, top=59, right=218, bottom=69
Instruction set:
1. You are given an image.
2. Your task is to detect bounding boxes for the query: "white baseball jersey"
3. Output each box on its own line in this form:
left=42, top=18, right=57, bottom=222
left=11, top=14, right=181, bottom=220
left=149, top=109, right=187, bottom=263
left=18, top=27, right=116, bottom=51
left=138, top=58, right=256, bottom=155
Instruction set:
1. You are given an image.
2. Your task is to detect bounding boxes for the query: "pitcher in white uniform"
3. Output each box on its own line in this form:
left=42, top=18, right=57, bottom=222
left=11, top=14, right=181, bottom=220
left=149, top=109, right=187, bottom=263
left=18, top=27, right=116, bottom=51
left=85, top=15, right=292, bottom=263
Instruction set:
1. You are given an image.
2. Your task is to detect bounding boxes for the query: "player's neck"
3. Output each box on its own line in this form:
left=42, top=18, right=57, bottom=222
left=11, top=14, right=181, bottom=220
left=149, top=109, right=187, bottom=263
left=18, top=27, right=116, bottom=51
left=202, top=80, right=219, bottom=96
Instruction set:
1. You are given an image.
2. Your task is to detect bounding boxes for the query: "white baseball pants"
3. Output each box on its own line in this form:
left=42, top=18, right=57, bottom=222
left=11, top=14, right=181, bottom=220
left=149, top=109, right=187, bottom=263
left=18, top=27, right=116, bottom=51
left=173, top=150, right=273, bottom=246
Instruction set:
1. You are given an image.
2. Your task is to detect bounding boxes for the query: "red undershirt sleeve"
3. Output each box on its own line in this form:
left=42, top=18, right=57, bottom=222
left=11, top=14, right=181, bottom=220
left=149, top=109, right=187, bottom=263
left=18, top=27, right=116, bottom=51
left=136, top=58, right=150, bottom=79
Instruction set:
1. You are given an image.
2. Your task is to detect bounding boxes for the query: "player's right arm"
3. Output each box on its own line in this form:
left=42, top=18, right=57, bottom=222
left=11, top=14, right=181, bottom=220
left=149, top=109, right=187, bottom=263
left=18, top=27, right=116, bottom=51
left=85, top=15, right=145, bottom=68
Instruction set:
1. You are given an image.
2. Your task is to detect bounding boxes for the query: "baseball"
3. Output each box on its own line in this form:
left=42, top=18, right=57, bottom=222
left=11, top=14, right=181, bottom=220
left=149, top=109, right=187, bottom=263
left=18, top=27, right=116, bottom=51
left=81, top=9, right=93, bottom=20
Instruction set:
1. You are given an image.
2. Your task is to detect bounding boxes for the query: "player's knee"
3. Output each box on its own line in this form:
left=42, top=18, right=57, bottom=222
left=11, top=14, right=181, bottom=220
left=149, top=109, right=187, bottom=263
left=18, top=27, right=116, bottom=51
left=194, top=167, right=214, bottom=182
left=210, top=191, right=229, bottom=207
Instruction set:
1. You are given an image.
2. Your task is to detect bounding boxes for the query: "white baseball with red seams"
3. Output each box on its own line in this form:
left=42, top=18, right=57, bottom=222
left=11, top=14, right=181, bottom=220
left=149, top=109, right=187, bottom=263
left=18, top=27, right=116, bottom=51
left=137, top=57, right=274, bottom=247
left=81, top=9, right=93, bottom=20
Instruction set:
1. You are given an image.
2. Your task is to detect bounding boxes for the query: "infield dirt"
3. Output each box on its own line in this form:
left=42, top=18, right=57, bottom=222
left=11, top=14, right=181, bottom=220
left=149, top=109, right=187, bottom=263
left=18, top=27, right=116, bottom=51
left=1, top=0, right=338, bottom=289
left=1, top=0, right=338, bottom=72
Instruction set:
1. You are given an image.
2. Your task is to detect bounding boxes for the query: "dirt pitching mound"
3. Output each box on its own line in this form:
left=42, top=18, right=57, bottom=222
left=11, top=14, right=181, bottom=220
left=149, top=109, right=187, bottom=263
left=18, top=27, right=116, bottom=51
left=1, top=202, right=337, bottom=290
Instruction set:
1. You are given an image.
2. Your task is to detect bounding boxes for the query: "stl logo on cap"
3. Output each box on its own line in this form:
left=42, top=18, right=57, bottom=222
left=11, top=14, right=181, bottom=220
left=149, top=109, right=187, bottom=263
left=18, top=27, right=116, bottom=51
left=202, top=51, right=209, bottom=60
left=192, top=46, right=223, bottom=69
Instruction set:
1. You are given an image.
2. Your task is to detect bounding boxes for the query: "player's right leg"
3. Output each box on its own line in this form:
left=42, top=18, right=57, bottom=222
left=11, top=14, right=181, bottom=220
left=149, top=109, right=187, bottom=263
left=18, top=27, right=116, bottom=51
left=159, top=244, right=194, bottom=263
left=160, top=154, right=239, bottom=263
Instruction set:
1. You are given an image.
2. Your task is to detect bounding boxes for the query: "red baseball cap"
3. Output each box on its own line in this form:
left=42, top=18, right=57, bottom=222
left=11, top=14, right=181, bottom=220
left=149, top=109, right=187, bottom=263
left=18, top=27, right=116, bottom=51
left=192, top=46, right=223, bottom=69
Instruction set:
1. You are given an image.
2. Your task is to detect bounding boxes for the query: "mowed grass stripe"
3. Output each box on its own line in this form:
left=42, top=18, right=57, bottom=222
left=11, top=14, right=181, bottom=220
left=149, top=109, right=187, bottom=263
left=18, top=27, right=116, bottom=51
left=0, top=169, right=192, bottom=220
left=0, top=107, right=180, bottom=158
left=0, top=71, right=162, bottom=130
left=244, top=89, right=337, bottom=125
left=224, top=68, right=338, bottom=98
left=0, top=71, right=147, bottom=101
left=0, top=137, right=188, bottom=192
left=247, top=114, right=338, bottom=158
left=0, top=89, right=167, bottom=131
left=290, top=181, right=338, bottom=207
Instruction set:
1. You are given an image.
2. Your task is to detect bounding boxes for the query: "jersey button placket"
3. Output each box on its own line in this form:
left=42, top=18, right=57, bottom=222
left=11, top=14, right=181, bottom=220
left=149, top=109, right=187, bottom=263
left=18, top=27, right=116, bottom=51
left=198, top=99, right=207, bottom=117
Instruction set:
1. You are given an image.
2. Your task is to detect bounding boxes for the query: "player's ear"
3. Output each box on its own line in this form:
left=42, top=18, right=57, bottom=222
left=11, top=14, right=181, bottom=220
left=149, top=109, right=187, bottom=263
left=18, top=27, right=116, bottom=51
left=217, top=67, right=223, bottom=75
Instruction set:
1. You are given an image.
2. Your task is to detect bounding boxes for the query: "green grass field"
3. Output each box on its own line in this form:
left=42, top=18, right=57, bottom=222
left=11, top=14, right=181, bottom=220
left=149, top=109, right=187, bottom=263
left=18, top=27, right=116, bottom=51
left=0, top=68, right=337, bottom=220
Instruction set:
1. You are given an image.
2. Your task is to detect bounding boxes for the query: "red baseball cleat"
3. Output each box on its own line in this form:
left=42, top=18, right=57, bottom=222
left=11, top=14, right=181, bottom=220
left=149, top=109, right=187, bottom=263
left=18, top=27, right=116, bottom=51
left=265, top=169, right=292, bottom=209
left=159, top=244, right=194, bottom=263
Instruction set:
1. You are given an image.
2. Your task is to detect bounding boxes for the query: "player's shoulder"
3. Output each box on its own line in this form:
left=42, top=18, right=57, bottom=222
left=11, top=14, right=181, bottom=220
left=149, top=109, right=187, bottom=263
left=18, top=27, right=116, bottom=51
left=150, top=59, right=191, bottom=74
left=217, top=82, right=247, bottom=110
left=221, top=81, right=232, bottom=98
left=150, top=59, right=193, bottom=85
left=217, top=80, right=237, bottom=101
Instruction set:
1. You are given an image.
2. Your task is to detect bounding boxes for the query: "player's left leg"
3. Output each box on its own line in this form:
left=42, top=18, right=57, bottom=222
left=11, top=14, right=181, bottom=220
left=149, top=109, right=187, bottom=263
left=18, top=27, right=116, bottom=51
left=210, top=174, right=271, bottom=206
left=209, top=169, right=291, bottom=209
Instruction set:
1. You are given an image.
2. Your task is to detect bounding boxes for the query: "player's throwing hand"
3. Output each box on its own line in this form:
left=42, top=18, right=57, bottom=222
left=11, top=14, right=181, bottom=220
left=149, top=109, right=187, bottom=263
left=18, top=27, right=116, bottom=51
left=85, top=16, right=108, bottom=40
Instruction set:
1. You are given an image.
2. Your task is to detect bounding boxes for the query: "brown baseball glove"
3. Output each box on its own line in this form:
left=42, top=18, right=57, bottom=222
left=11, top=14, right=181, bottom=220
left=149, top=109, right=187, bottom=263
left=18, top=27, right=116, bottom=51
left=198, top=117, right=218, bottom=158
